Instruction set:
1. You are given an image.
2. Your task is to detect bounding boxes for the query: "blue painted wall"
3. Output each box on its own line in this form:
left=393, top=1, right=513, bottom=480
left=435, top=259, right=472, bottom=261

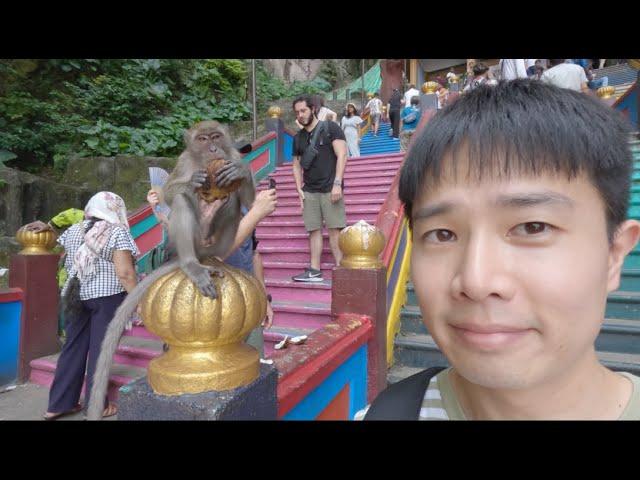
left=282, top=345, right=368, bottom=420
left=283, top=131, right=294, bottom=163
left=0, top=301, right=22, bottom=386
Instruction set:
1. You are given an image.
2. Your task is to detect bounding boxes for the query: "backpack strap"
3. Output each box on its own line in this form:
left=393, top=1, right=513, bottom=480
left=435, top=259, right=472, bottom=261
left=363, top=366, right=447, bottom=420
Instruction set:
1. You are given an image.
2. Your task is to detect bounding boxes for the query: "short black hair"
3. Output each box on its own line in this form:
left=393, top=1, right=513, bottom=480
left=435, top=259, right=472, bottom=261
left=549, top=59, right=565, bottom=67
left=399, top=79, right=633, bottom=240
left=292, top=95, right=316, bottom=112
left=472, top=63, right=489, bottom=76
left=410, top=95, right=420, bottom=106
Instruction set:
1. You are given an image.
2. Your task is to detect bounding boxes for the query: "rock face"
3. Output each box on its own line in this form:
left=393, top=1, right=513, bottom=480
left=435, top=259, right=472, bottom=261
left=263, top=59, right=324, bottom=83
left=0, top=155, right=177, bottom=237
left=62, top=155, right=177, bottom=214
left=0, top=166, right=92, bottom=237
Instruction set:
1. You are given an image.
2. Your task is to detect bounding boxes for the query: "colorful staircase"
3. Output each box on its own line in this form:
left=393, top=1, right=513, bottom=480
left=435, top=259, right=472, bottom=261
left=27, top=146, right=406, bottom=403
left=359, top=121, right=400, bottom=156
left=389, top=136, right=640, bottom=383
left=257, top=151, right=404, bottom=355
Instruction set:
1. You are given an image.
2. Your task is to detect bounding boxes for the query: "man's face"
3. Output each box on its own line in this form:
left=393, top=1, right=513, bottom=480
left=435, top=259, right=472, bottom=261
left=294, top=101, right=315, bottom=127
left=410, top=153, right=629, bottom=390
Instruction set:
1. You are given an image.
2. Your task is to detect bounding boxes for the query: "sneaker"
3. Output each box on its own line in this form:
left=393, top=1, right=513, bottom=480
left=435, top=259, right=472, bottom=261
left=292, top=268, right=323, bottom=282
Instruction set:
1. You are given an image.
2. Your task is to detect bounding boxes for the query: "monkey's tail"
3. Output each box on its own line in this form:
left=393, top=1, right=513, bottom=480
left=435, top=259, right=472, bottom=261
left=86, top=259, right=179, bottom=420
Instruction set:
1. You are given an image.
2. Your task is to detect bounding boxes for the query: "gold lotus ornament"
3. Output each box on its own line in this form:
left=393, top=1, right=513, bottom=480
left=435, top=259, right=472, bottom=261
left=267, top=106, right=282, bottom=119
left=597, top=86, right=615, bottom=99
left=422, top=81, right=440, bottom=94
left=15, top=226, right=57, bottom=255
left=141, top=257, right=267, bottom=395
left=339, top=220, right=385, bottom=269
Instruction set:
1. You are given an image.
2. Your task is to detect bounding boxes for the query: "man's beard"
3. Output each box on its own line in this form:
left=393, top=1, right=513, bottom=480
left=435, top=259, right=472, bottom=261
left=300, top=112, right=315, bottom=127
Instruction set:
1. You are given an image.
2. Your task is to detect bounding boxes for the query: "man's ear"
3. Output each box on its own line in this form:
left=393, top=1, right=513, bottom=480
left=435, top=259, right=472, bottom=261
left=607, top=219, right=640, bottom=293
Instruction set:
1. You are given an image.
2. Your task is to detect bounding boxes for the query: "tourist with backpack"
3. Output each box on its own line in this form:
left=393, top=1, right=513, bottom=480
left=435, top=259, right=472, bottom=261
left=399, top=96, right=421, bottom=152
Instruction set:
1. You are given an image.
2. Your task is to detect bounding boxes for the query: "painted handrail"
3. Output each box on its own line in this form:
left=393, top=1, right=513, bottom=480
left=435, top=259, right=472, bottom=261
left=272, top=314, right=372, bottom=420
left=612, top=72, right=638, bottom=129
left=374, top=110, right=437, bottom=365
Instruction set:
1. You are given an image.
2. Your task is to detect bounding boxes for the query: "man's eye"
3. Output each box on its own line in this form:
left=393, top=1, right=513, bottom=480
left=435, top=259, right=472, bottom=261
left=511, top=222, right=553, bottom=236
left=424, top=229, right=457, bottom=243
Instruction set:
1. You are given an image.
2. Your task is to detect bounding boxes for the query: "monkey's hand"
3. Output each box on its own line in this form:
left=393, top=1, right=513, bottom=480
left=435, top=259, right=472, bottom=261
left=181, top=260, right=224, bottom=299
left=215, top=161, right=250, bottom=188
left=190, top=169, right=208, bottom=190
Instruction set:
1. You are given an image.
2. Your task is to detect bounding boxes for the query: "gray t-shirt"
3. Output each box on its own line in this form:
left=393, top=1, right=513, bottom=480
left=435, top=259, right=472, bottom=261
left=541, top=63, right=588, bottom=92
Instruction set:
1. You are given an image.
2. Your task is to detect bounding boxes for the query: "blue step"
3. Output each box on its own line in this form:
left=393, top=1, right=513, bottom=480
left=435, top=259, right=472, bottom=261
left=359, top=121, right=400, bottom=155
left=393, top=333, right=640, bottom=376
left=620, top=269, right=640, bottom=291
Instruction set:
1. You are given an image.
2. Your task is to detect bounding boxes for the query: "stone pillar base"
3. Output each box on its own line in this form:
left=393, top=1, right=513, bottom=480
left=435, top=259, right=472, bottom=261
left=117, top=364, right=278, bottom=420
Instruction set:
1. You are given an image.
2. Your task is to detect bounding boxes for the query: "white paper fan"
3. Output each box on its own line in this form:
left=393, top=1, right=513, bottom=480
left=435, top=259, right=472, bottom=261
left=149, top=167, right=170, bottom=188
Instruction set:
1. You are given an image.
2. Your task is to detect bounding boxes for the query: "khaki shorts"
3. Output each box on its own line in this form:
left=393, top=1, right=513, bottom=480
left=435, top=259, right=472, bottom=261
left=302, top=191, right=347, bottom=232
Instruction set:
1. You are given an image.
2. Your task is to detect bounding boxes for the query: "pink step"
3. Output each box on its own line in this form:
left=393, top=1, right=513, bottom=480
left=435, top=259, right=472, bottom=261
left=259, top=178, right=394, bottom=192
left=266, top=278, right=332, bottom=303
left=258, top=186, right=391, bottom=197
left=259, top=215, right=377, bottom=227
left=263, top=262, right=335, bottom=280
left=113, top=336, right=164, bottom=368
left=270, top=300, right=332, bottom=330
left=269, top=204, right=381, bottom=219
left=122, top=325, right=161, bottom=341
left=258, top=234, right=331, bottom=249
left=268, top=164, right=401, bottom=180
left=267, top=170, right=396, bottom=185
left=29, top=355, right=146, bottom=404
left=258, top=246, right=336, bottom=264
left=267, top=154, right=403, bottom=175
left=275, top=197, right=387, bottom=208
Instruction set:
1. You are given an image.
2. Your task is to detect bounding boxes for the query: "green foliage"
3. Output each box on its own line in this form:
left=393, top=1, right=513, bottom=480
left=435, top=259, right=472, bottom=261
left=255, top=61, right=331, bottom=110
left=0, top=59, right=349, bottom=176
left=0, top=59, right=251, bottom=173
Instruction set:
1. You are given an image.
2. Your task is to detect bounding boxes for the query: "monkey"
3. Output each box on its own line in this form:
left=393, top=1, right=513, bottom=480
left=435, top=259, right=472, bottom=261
left=86, top=121, right=255, bottom=420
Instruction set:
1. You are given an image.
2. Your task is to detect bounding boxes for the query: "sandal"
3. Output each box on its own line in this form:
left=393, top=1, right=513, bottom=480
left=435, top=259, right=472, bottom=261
left=43, top=403, right=82, bottom=421
left=102, top=403, right=118, bottom=418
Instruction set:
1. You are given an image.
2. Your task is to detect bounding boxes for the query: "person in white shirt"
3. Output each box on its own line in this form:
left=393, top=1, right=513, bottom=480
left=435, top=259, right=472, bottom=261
left=365, top=92, right=383, bottom=136
left=499, top=59, right=528, bottom=80
left=403, top=84, right=420, bottom=108
left=446, top=67, right=456, bottom=82
left=541, top=59, right=589, bottom=93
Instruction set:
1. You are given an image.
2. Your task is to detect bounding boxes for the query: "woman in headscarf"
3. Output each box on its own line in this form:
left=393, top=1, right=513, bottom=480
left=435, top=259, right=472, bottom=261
left=340, top=102, right=363, bottom=158
left=42, top=192, right=139, bottom=420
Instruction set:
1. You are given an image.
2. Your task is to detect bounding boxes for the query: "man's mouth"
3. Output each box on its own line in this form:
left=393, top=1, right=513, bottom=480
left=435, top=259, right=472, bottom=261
left=450, top=322, right=534, bottom=350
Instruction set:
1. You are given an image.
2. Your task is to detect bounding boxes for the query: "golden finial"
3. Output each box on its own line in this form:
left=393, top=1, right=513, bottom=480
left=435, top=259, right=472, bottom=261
left=596, top=86, right=615, bottom=99
left=141, top=258, right=267, bottom=395
left=367, top=92, right=374, bottom=99
left=15, top=226, right=57, bottom=255
left=338, top=220, right=385, bottom=269
left=422, top=81, right=440, bottom=94
left=267, top=106, right=282, bottom=119
left=449, top=75, right=460, bottom=84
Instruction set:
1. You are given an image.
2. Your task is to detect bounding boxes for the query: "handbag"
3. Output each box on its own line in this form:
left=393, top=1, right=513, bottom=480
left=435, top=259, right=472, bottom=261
left=300, top=121, right=327, bottom=170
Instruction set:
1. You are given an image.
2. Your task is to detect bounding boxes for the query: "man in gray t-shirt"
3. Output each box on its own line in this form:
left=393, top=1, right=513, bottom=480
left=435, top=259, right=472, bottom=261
left=541, top=59, right=589, bottom=93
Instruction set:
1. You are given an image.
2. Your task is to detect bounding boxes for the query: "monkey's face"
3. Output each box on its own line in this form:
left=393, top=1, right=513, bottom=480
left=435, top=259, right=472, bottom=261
left=186, top=122, right=233, bottom=164
left=192, top=129, right=227, bottom=161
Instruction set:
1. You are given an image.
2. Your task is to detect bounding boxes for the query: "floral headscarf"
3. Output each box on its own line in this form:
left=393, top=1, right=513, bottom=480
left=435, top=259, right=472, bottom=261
left=72, top=191, right=129, bottom=284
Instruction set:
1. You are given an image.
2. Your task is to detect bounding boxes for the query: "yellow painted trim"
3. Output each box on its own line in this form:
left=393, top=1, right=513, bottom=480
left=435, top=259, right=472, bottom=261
left=409, top=59, right=418, bottom=86
left=386, top=220, right=402, bottom=284
left=386, top=221, right=413, bottom=366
